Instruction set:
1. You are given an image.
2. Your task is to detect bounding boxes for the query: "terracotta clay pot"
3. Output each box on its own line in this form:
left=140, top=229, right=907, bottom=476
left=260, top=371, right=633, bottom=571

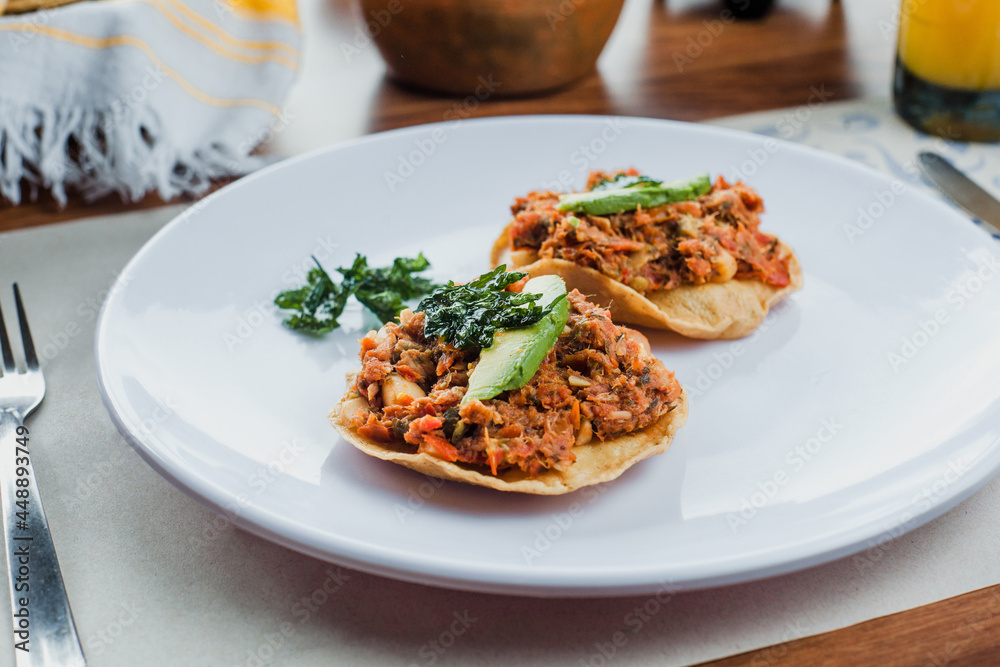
left=358, top=0, right=626, bottom=96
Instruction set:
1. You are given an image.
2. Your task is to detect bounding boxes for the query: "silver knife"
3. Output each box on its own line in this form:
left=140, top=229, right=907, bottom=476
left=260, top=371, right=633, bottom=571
left=918, top=151, right=1000, bottom=236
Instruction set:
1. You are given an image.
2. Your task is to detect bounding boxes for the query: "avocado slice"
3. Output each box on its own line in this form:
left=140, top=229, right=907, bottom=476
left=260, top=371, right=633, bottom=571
left=462, top=275, right=570, bottom=405
left=557, top=173, right=712, bottom=215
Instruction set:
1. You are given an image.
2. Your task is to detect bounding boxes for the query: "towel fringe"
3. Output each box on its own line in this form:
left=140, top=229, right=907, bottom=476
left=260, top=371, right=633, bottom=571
left=0, top=99, right=266, bottom=206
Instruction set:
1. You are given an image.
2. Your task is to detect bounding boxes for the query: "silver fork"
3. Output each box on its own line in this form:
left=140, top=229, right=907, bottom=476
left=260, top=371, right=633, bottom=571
left=0, top=285, right=85, bottom=666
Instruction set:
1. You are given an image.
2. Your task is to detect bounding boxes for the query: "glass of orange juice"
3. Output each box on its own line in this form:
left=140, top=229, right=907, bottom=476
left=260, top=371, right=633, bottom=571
left=893, top=0, right=1000, bottom=142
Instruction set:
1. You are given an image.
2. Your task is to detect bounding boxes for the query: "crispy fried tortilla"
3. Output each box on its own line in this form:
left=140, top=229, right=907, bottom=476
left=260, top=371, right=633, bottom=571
left=330, top=383, right=688, bottom=495
left=330, top=286, right=687, bottom=494
left=495, top=171, right=805, bottom=339
left=491, top=222, right=803, bottom=340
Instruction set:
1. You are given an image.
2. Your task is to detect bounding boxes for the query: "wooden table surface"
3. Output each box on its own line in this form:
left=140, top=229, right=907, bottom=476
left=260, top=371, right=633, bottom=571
left=4, top=0, right=1000, bottom=663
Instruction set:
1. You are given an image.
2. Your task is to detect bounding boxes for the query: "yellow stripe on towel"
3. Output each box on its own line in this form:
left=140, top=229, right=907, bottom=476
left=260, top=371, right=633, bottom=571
left=155, top=0, right=299, bottom=57
left=134, top=0, right=299, bottom=71
left=0, top=24, right=284, bottom=117
left=214, top=0, right=298, bottom=27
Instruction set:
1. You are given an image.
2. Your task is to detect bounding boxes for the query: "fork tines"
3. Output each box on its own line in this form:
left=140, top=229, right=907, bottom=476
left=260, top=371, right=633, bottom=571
left=0, top=286, right=15, bottom=375
left=0, top=283, right=38, bottom=375
left=12, top=284, right=38, bottom=371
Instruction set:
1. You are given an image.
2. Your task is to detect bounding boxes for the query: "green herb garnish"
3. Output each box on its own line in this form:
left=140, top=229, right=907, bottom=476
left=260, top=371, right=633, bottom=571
left=274, top=262, right=349, bottom=335
left=275, top=253, right=436, bottom=335
left=339, top=254, right=437, bottom=323
left=417, top=266, right=563, bottom=349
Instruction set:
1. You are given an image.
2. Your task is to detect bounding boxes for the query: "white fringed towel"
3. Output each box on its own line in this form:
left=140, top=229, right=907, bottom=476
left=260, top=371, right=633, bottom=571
left=0, top=0, right=300, bottom=204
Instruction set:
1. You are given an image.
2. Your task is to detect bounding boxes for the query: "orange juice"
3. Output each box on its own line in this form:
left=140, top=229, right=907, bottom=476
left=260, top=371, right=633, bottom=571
left=893, top=0, right=1000, bottom=141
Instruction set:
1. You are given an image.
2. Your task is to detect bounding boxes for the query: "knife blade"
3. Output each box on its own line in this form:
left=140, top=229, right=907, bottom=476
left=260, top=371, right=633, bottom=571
left=918, top=151, right=1000, bottom=237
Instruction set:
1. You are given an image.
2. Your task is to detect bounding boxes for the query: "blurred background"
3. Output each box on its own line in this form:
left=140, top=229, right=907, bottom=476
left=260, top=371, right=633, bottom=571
left=4, top=0, right=998, bottom=222
left=276, top=0, right=886, bottom=152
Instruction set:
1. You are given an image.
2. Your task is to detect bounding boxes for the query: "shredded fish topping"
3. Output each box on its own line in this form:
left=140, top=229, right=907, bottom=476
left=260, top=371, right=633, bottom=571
left=346, top=290, right=683, bottom=478
left=508, top=169, right=793, bottom=294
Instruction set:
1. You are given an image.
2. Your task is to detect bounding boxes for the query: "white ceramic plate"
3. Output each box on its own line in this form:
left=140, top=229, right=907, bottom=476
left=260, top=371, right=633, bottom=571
left=96, top=116, right=1000, bottom=596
